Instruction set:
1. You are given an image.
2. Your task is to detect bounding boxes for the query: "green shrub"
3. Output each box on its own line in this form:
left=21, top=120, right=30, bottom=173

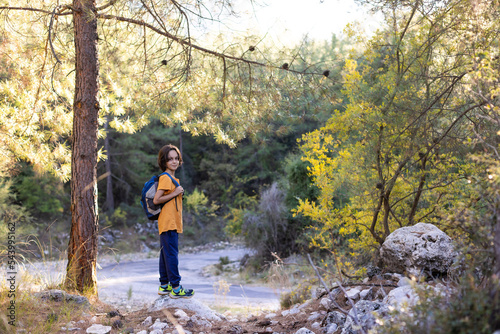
left=376, top=276, right=500, bottom=334
left=280, top=279, right=318, bottom=309
left=13, top=164, right=68, bottom=217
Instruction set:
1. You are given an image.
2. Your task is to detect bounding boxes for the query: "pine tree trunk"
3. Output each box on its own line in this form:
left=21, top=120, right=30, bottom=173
left=65, top=0, right=100, bottom=295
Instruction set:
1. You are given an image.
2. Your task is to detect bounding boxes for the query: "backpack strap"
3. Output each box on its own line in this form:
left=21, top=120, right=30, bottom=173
left=159, top=172, right=180, bottom=188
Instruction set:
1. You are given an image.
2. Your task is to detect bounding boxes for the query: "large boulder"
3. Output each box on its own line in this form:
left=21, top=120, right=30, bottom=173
left=380, top=223, right=457, bottom=277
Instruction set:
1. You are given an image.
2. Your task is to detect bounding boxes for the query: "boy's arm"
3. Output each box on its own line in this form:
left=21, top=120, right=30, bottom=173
left=153, top=175, right=184, bottom=205
left=153, top=188, right=182, bottom=205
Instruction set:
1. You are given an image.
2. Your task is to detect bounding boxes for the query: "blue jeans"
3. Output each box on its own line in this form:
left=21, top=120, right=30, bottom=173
left=159, top=230, right=181, bottom=287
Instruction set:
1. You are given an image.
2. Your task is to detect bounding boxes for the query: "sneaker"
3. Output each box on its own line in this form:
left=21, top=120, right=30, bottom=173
left=158, top=283, right=173, bottom=296
left=170, top=286, right=195, bottom=299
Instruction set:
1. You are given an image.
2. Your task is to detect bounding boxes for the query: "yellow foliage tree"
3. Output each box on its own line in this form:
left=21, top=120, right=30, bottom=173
left=296, top=0, right=500, bottom=257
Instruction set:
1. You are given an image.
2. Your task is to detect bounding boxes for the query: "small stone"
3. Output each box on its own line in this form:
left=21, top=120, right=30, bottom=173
left=86, top=324, right=112, bottom=334
left=325, top=323, right=338, bottom=334
left=320, top=297, right=333, bottom=310
left=360, top=288, right=373, bottom=300
left=149, top=330, right=163, bottom=334
left=149, top=319, right=169, bottom=331
left=107, top=310, right=121, bottom=318
left=294, top=328, right=314, bottom=334
left=190, top=314, right=212, bottom=328
left=257, top=319, right=271, bottom=326
left=346, top=288, right=361, bottom=300
left=112, top=319, right=123, bottom=329
left=265, top=313, right=277, bottom=319
left=307, top=312, right=322, bottom=322
left=228, top=325, right=243, bottom=334
left=141, top=316, right=153, bottom=326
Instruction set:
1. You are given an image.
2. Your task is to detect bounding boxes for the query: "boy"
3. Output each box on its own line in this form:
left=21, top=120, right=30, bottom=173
left=153, top=144, right=194, bottom=298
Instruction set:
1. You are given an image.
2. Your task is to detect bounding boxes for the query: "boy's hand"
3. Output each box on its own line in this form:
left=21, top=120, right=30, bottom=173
left=174, top=186, right=184, bottom=196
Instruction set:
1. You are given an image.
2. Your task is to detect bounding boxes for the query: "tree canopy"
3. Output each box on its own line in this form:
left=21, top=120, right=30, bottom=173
left=295, top=0, right=500, bottom=259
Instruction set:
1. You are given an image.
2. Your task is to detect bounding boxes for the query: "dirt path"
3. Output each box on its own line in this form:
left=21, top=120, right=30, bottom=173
left=97, top=248, right=281, bottom=312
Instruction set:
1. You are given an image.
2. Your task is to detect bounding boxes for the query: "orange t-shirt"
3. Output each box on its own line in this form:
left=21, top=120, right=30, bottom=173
left=157, top=174, right=183, bottom=234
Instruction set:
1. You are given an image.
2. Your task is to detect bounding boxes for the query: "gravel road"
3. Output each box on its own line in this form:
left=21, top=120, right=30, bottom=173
left=97, top=247, right=281, bottom=312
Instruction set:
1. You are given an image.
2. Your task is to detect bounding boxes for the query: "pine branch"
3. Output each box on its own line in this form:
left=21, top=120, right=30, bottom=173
left=96, top=13, right=330, bottom=78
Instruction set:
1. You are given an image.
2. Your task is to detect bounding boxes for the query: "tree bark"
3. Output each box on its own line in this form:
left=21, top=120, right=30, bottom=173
left=65, top=0, right=100, bottom=295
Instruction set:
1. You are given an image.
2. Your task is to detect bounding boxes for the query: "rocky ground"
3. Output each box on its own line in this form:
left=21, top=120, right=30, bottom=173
left=31, top=273, right=403, bottom=334
left=17, top=223, right=462, bottom=333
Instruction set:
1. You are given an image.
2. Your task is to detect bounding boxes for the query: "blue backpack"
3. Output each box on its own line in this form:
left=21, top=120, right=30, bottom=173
left=141, top=172, right=180, bottom=220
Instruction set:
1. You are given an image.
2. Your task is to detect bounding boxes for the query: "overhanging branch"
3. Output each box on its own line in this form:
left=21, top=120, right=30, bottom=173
left=97, top=13, right=330, bottom=77
left=0, top=5, right=73, bottom=15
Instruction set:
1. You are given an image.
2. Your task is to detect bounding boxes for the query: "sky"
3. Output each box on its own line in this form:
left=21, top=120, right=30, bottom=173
left=205, top=0, right=383, bottom=45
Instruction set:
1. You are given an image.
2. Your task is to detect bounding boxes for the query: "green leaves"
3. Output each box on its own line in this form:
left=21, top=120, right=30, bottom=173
left=297, top=0, right=500, bottom=255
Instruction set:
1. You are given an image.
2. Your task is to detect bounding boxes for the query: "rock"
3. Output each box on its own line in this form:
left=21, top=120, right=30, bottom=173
left=319, top=297, right=334, bottom=311
left=322, top=311, right=346, bottom=328
left=360, top=288, right=373, bottom=300
left=141, top=316, right=153, bottom=326
left=380, top=223, right=457, bottom=277
left=325, top=323, right=338, bottom=334
left=398, top=277, right=412, bottom=287
left=345, top=288, right=361, bottom=300
left=111, top=319, right=123, bottom=329
left=86, top=324, right=112, bottom=334
left=299, top=299, right=312, bottom=309
left=175, top=309, right=190, bottom=322
left=383, top=285, right=419, bottom=308
left=149, top=318, right=169, bottom=331
left=312, top=286, right=328, bottom=299
left=366, top=265, right=381, bottom=279
left=228, top=324, right=243, bottom=334
left=283, top=304, right=302, bottom=316
left=295, top=328, right=314, bottom=334
left=190, top=314, right=212, bottom=328
left=173, top=330, right=192, bottom=334
left=341, top=300, right=389, bottom=334
left=150, top=296, right=223, bottom=321
left=307, top=311, right=322, bottom=322
left=107, top=310, right=121, bottom=318
left=136, top=331, right=147, bottom=334
left=35, top=290, right=90, bottom=308
left=257, top=319, right=272, bottom=326
left=149, top=330, right=163, bottom=334
left=265, top=313, right=277, bottom=319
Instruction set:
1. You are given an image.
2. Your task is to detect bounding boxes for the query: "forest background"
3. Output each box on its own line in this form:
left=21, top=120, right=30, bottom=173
left=0, top=0, right=500, bottom=331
